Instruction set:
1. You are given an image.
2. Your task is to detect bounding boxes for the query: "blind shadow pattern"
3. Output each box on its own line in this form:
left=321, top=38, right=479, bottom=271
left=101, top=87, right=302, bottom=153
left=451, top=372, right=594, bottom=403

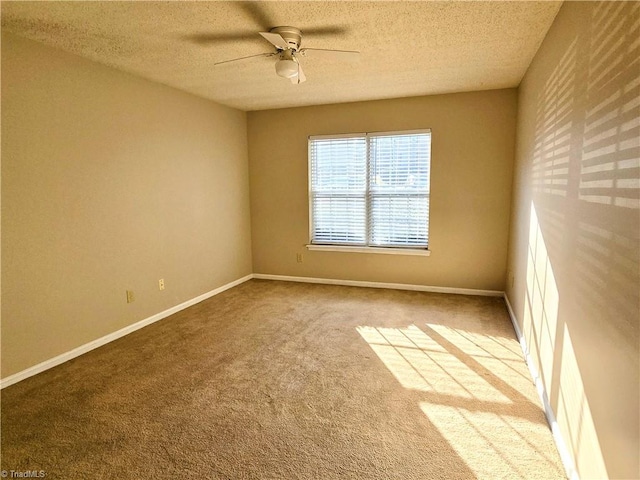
left=580, top=1, right=640, bottom=209
left=1, top=281, right=560, bottom=480
left=572, top=1, right=640, bottom=351
left=524, top=2, right=639, bottom=478
left=573, top=1, right=640, bottom=352
left=531, top=39, right=576, bottom=197
left=357, top=323, right=565, bottom=479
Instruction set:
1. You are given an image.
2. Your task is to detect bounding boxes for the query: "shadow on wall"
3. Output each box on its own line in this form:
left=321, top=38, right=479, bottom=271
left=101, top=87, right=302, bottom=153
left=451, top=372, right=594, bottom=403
left=525, top=2, right=639, bottom=478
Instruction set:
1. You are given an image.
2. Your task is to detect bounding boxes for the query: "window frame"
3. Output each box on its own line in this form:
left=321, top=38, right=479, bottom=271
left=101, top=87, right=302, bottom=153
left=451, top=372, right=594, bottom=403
left=307, top=129, right=432, bottom=256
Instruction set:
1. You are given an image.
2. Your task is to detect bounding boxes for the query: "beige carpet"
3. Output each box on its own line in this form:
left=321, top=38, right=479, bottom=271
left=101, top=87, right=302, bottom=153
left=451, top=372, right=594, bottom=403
left=1, top=280, right=565, bottom=479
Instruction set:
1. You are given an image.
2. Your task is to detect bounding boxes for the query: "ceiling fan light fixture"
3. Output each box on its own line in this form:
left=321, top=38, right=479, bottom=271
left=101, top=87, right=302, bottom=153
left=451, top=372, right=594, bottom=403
left=275, top=58, right=298, bottom=78
left=212, top=24, right=358, bottom=85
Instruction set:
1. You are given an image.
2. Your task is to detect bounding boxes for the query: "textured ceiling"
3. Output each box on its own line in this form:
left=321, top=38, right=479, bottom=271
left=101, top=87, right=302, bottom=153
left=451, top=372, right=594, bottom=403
left=1, top=1, right=562, bottom=111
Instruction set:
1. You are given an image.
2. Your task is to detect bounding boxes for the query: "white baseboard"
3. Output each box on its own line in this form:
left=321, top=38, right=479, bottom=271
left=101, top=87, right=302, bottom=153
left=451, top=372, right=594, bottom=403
left=0, top=274, right=253, bottom=389
left=503, top=294, right=579, bottom=480
left=253, top=273, right=504, bottom=297
left=0, top=273, right=498, bottom=389
left=2, top=275, right=579, bottom=480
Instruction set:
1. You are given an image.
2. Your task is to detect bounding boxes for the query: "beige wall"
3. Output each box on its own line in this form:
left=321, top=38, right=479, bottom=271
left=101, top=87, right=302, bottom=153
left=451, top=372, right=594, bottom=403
left=1, top=33, right=253, bottom=378
left=248, top=89, right=517, bottom=290
left=506, top=2, right=639, bottom=479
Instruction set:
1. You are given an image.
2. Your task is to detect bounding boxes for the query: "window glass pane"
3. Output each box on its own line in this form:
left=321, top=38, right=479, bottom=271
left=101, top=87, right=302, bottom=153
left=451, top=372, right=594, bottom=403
left=369, top=195, right=429, bottom=247
left=309, top=131, right=431, bottom=249
left=310, top=137, right=367, bottom=192
left=370, top=133, right=430, bottom=193
left=312, top=195, right=366, bottom=244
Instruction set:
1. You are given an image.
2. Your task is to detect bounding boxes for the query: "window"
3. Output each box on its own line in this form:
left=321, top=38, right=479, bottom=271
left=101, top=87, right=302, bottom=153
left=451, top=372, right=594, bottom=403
left=309, top=130, right=431, bottom=253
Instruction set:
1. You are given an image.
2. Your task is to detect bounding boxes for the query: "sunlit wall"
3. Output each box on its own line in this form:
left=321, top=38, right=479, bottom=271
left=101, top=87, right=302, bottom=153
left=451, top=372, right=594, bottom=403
left=506, top=2, right=639, bottom=479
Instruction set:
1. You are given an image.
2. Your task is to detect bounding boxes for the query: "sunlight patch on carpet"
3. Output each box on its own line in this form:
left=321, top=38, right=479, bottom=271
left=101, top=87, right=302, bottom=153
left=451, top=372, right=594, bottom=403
left=357, top=322, right=565, bottom=479
left=356, top=325, right=510, bottom=403
left=419, top=402, right=562, bottom=479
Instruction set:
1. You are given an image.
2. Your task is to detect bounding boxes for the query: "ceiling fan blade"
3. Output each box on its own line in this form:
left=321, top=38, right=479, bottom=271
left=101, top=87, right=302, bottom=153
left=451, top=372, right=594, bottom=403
left=237, top=2, right=274, bottom=30
left=259, top=31, right=289, bottom=50
left=299, top=48, right=360, bottom=58
left=291, top=61, right=306, bottom=84
left=301, top=26, right=349, bottom=37
left=214, top=52, right=276, bottom=66
left=183, top=32, right=257, bottom=44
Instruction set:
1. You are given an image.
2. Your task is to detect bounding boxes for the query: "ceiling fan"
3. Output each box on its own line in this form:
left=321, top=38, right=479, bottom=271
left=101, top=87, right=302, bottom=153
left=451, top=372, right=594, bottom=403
left=213, top=26, right=360, bottom=84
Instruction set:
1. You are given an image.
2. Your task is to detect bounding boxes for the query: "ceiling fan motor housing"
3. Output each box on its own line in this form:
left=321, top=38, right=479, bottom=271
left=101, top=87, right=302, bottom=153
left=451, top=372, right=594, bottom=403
left=213, top=23, right=358, bottom=84
left=271, top=26, right=302, bottom=51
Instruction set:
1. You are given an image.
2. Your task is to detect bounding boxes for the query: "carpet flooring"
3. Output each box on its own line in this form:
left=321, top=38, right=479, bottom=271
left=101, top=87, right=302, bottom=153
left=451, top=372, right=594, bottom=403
left=1, top=280, right=565, bottom=479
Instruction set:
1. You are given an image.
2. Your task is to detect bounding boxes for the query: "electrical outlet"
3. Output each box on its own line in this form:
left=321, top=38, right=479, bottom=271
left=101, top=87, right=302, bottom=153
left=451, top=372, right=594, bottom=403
left=126, top=290, right=135, bottom=303
left=296, top=253, right=303, bottom=263
left=159, top=278, right=165, bottom=291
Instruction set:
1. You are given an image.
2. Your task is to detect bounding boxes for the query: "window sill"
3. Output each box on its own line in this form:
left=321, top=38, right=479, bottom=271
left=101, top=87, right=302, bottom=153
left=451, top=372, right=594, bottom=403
left=306, top=244, right=431, bottom=256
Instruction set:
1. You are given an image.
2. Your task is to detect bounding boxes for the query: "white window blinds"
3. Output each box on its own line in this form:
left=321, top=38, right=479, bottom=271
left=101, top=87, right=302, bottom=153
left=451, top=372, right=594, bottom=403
left=309, top=135, right=367, bottom=244
left=309, top=130, right=431, bottom=249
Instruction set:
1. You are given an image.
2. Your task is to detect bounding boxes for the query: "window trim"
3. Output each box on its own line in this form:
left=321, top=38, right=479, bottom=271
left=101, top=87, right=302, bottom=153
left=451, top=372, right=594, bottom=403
left=308, top=129, right=432, bottom=253
left=306, top=244, right=431, bottom=256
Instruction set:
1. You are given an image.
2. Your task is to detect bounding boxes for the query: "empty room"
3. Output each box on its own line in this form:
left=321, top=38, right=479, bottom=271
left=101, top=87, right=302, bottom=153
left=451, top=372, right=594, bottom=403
left=1, top=1, right=638, bottom=479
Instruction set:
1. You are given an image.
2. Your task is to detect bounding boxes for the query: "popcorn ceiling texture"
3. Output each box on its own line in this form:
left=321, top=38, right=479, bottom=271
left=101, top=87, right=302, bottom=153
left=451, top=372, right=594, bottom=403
left=1, top=1, right=562, bottom=111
